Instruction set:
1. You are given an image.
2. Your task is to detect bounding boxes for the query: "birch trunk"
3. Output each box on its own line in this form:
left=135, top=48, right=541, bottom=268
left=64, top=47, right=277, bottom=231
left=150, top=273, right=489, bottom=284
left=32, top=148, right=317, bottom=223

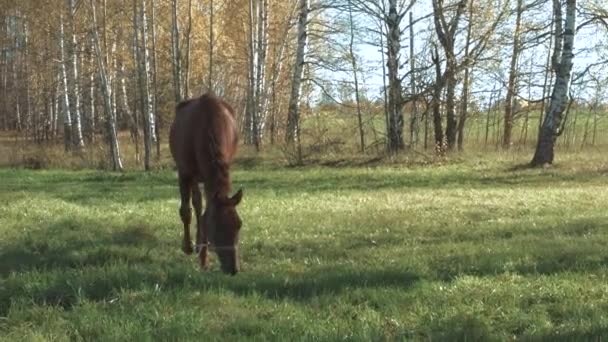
left=120, top=62, right=139, bottom=163
left=171, top=0, right=182, bottom=102
left=90, top=0, right=123, bottom=171
left=285, top=0, right=309, bottom=145
left=141, top=0, right=156, bottom=170
left=503, top=0, right=523, bottom=149
left=254, top=0, right=269, bottom=145
left=268, top=8, right=292, bottom=144
left=348, top=0, right=364, bottom=152
left=89, top=53, right=96, bottom=143
left=409, top=12, right=417, bottom=147
left=457, top=0, right=474, bottom=151
left=431, top=47, right=444, bottom=150
left=150, top=0, right=160, bottom=158
left=60, top=13, right=73, bottom=151
left=69, top=0, right=84, bottom=148
left=245, top=0, right=258, bottom=146
left=1, top=44, right=7, bottom=131
left=386, top=0, right=404, bottom=152
left=208, top=0, right=214, bottom=91
left=134, top=0, right=144, bottom=165
left=53, top=73, right=61, bottom=138
left=531, top=0, right=576, bottom=166
left=184, top=0, right=192, bottom=98
left=24, top=21, right=32, bottom=139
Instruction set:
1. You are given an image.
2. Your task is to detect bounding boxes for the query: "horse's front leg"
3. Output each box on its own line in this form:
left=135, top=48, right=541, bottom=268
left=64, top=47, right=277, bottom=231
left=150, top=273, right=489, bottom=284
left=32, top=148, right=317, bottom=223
left=179, top=176, right=193, bottom=255
left=192, top=185, right=209, bottom=270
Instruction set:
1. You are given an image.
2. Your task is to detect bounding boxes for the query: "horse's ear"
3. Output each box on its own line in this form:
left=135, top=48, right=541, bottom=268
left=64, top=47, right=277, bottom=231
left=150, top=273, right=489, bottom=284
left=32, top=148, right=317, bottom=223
left=214, top=189, right=242, bottom=206
left=230, top=189, right=243, bottom=206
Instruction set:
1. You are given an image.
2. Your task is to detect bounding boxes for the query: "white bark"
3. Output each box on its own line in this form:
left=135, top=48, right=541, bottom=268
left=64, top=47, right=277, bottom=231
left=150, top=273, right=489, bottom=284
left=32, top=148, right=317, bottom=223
left=171, top=0, right=182, bottom=102
left=532, top=0, right=577, bottom=165
left=386, top=0, right=404, bottom=151
left=150, top=0, right=160, bottom=157
left=59, top=13, right=73, bottom=150
left=246, top=0, right=258, bottom=146
left=141, top=0, right=156, bottom=170
left=69, top=0, right=84, bottom=147
left=89, top=54, right=96, bottom=141
left=90, top=0, right=123, bottom=171
left=255, top=0, right=269, bottom=140
left=348, top=0, right=364, bottom=152
left=285, top=0, right=309, bottom=144
left=208, top=0, right=214, bottom=91
left=184, top=0, right=192, bottom=98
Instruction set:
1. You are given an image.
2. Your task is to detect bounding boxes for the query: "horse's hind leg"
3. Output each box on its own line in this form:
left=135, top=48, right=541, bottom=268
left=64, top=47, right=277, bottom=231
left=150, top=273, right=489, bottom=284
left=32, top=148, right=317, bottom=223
left=192, top=184, right=209, bottom=269
left=178, top=175, right=194, bottom=255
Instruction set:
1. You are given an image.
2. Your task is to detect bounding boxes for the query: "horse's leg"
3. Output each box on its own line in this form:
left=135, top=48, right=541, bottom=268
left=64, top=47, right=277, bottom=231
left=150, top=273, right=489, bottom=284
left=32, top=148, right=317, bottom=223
left=179, top=175, right=194, bottom=255
left=192, top=183, right=209, bottom=269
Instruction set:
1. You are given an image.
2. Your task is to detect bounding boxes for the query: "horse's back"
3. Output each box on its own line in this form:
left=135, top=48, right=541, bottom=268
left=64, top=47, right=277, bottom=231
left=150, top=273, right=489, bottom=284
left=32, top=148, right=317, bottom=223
left=169, top=94, right=238, bottom=179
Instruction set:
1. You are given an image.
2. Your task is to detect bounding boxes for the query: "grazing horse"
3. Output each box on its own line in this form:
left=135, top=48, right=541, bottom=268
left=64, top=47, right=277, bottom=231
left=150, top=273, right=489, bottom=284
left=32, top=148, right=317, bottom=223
left=169, top=93, right=243, bottom=275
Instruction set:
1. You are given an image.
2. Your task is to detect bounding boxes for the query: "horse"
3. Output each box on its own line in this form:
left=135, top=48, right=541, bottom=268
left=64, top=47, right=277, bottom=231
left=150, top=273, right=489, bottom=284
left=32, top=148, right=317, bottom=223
left=169, top=93, right=243, bottom=275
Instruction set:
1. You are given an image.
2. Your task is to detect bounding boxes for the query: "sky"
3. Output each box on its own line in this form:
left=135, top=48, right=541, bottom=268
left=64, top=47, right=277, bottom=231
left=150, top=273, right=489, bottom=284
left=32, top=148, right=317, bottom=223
left=317, top=0, right=608, bottom=107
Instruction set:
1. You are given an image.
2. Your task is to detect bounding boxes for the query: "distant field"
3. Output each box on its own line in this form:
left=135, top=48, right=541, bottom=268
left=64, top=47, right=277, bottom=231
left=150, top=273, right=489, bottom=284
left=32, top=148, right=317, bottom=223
left=1, top=153, right=607, bottom=340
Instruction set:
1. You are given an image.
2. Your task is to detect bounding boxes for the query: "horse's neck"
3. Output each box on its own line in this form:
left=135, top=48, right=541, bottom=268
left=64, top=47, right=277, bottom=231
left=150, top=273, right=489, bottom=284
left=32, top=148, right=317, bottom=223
left=205, top=167, right=232, bottom=199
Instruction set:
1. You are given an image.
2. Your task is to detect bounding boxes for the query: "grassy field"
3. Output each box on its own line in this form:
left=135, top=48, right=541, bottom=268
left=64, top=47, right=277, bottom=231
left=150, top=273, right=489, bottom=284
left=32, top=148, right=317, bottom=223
left=1, top=152, right=608, bottom=341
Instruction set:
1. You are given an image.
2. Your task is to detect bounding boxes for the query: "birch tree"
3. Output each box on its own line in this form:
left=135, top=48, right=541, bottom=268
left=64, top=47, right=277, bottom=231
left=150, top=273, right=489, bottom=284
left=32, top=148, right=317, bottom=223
left=348, top=0, right=365, bottom=152
left=208, top=0, right=214, bottom=91
left=90, top=0, right=123, bottom=171
left=245, top=0, right=269, bottom=149
left=59, top=12, right=73, bottom=151
left=140, top=0, right=156, bottom=170
left=171, top=0, right=182, bottom=103
left=531, top=0, right=577, bottom=166
left=69, top=0, right=84, bottom=148
left=285, top=0, right=309, bottom=146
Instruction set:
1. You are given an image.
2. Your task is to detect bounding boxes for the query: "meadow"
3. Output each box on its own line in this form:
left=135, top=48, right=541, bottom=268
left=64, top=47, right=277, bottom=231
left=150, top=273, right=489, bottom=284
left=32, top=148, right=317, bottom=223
left=1, top=149, right=607, bottom=341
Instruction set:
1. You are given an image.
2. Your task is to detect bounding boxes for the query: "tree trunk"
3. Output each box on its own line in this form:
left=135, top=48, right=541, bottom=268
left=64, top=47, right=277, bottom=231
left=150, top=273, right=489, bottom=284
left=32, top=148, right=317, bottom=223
left=140, top=0, right=156, bottom=170
left=208, top=0, right=214, bottom=92
left=150, top=0, right=160, bottom=158
left=432, top=0, right=467, bottom=151
left=90, top=0, right=123, bottom=171
left=349, top=0, right=365, bottom=152
left=183, top=0, right=192, bottom=98
left=431, top=47, right=444, bottom=151
left=386, top=0, right=404, bottom=152
left=456, top=0, right=474, bottom=151
left=59, top=13, right=73, bottom=151
left=171, top=0, right=182, bottom=103
left=503, top=0, right=523, bottom=149
left=267, top=10, right=291, bottom=145
left=246, top=0, right=258, bottom=147
left=254, top=0, right=269, bottom=146
left=285, top=0, right=309, bottom=145
left=409, top=12, right=418, bottom=147
left=69, top=0, right=85, bottom=148
left=89, top=38, right=96, bottom=143
left=531, top=0, right=576, bottom=166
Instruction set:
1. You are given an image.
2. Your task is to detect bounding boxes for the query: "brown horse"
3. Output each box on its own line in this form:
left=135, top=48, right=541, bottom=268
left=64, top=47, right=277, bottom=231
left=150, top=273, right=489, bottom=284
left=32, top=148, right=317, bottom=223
left=169, top=93, right=243, bottom=275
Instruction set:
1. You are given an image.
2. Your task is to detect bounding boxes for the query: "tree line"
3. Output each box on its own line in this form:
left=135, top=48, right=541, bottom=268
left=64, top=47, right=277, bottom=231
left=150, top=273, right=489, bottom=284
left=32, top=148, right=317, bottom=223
left=1, top=0, right=607, bottom=170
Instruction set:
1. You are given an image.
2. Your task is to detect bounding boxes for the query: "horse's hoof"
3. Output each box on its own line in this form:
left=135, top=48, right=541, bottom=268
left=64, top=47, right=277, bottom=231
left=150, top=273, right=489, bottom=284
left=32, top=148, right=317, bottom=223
left=182, top=241, right=193, bottom=255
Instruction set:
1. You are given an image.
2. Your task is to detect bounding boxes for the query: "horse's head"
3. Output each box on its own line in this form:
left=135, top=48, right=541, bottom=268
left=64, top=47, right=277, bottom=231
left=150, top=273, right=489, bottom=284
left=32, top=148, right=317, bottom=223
left=206, top=189, right=243, bottom=275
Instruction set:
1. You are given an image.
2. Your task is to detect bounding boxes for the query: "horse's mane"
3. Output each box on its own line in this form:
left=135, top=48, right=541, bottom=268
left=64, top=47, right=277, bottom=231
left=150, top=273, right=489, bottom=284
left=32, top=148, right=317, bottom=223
left=204, top=96, right=233, bottom=195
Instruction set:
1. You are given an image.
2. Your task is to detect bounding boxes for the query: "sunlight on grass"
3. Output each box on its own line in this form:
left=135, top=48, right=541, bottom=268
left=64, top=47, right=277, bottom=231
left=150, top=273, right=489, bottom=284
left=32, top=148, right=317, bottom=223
left=1, top=154, right=607, bottom=340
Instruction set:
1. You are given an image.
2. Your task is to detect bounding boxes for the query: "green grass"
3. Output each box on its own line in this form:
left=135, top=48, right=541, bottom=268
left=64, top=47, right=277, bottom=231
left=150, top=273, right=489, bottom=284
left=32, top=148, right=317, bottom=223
left=1, top=153, right=608, bottom=341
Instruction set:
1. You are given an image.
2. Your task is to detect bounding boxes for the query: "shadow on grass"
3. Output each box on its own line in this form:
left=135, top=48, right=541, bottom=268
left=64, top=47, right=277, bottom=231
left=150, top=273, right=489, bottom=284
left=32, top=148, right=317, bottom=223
left=0, top=220, right=159, bottom=277
left=0, top=219, right=420, bottom=317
